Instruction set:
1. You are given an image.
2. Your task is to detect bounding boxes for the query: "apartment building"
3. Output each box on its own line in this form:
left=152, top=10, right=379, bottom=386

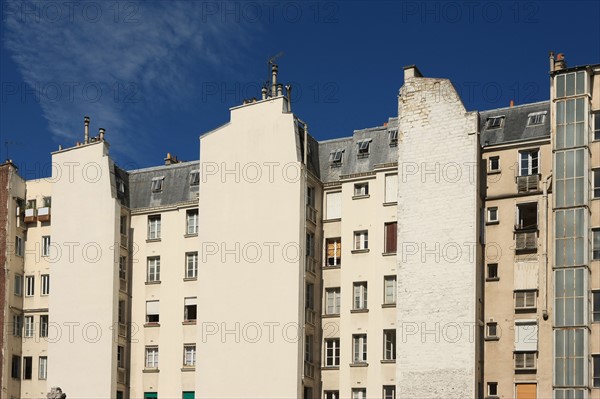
left=0, top=53, right=599, bottom=399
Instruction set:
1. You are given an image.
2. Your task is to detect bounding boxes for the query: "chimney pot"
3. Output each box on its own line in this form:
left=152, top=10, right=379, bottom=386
left=84, top=116, right=90, bottom=144
left=271, top=64, right=278, bottom=96
left=510, top=99, right=514, bottom=107
left=99, top=128, right=105, bottom=141
left=261, top=87, right=267, bottom=100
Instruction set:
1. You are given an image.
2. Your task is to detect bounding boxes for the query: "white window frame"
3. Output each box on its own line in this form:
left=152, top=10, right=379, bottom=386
left=352, top=388, right=366, bottom=399
left=183, top=344, right=196, bottom=367
left=384, top=276, right=396, bottom=305
left=38, top=356, right=47, bottom=380
left=514, top=352, right=537, bottom=370
left=147, top=215, right=161, bottom=240
left=383, top=329, right=396, bottom=360
left=487, top=116, right=504, bottom=129
left=41, top=274, right=50, bottom=296
left=186, top=252, right=198, bottom=279
left=487, top=263, right=499, bottom=280
left=527, top=111, right=546, bottom=126
left=325, top=288, right=341, bottom=315
left=326, top=237, right=341, bottom=267
left=13, top=314, right=22, bottom=336
left=330, top=149, right=344, bottom=164
left=357, top=139, right=371, bottom=157
left=25, top=275, right=34, bottom=296
left=514, top=290, right=537, bottom=310
left=489, top=156, right=500, bottom=172
left=353, top=282, right=368, bottom=310
left=519, top=149, right=539, bottom=176
left=14, top=274, right=22, bottom=296
left=353, top=230, right=368, bottom=250
left=189, top=170, right=200, bottom=185
left=24, top=315, right=34, bottom=338
left=487, top=207, right=499, bottom=223
left=15, top=236, right=23, bottom=257
left=352, top=334, right=367, bottom=364
left=147, top=257, right=160, bottom=282
left=39, top=315, right=48, bottom=337
left=146, top=300, right=160, bottom=324
left=42, top=236, right=51, bottom=257
left=325, top=338, right=340, bottom=366
left=325, top=191, right=342, bottom=220
left=145, top=346, right=159, bottom=369
left=353, top=182, right=369, bottom=197
left=186, top=209, right=198, bottom=235
left=486, top=322, right=498, bottom=338
left=487, top=382, right=498, bottom=397
left=151, top=176, right=164, bottom=192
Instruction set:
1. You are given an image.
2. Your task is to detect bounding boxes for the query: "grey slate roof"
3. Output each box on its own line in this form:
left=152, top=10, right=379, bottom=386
left=127, top=161, right=199, bottom=210
left=480, top=101, right=550, bottom=147
left=317, top=117, right=399, bottom=183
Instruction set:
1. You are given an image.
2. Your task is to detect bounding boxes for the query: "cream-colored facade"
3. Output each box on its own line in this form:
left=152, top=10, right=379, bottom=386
left=1, top=55, right=599, bottom=399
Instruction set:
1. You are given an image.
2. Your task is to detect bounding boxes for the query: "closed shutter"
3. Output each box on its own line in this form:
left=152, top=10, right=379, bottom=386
left=385, top=174, right=398, bottom=203
left=385, top=222, right=397, bottom=253
left=515, top=321, right=538, bottom=351
left=146, top=301, right=159, bottom=315
left=326, top=192, right=341, bottom=219
left=183, top=392, right=195, bottom=399
left=185, top=298, right=197, bottom=306
left=516, top=384, right=536, bottom=399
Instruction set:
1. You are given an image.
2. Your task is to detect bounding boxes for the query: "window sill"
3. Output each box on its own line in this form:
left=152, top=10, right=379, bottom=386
left=380, top=359, right=396, bottom=364
left=383, top=202, right=397, bottom=207
left=485, top=336, right=499, bottom=341
left=515, top=307, right=537, bottom=314
left=322, top=366, right=339, bottom=370
left=488, top=169, right=501, bottom=175
left=145, top=281, right=161, bottom=285
left=349, top=362, right=368, bottom=368
left=323, top=218, right=341, bottom=223
left=323, top=265, right=341, bottom=270
left=184, top=233, right=198, bottom=238
left=486, top=277, right=500, bottom=282
left=144, top=323, right=160, bottom=328
left=382, top=303, right=396, bottom=308
left=382, top=252, right=396, bottom=257
left=515, top=368, right=537, bottom=374
left=181, top=366, right=195, bottom=372
left=182, top=320, right=197, bottom=325
left=143, top=368, right=159, bottom=373
left=351, top=309, right=369, bottom=314
left=322, top=314, right=340, bottom=318
left=352, top=194, right=370, bottom=200
left=146, top=238, right=161, bottom=243
left=183, top=277, right=198, bottom=282
left=486, top=221, right=499, bottom=226
left=351, top=249, right=370, bottom=254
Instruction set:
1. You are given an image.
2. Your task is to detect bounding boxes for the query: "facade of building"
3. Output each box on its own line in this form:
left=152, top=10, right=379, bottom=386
left=1, top=53, right=599, bottom=399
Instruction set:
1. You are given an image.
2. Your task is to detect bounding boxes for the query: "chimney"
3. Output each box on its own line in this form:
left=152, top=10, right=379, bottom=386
left=510, top=99, right=514, bottom=107
left=84, top=116, right=90, bottom=144
left=276, top=83, right=283, bottom=97
left=271, top=64, right=278, bottom=97
left=403, top=65, right=423, bottom=80
left=549, top=51, right=555, bottom=73
left=261, top=87, right=267, bottom=100
left=555, top=53, right=567, bottom=71
left=164, top=153, right=180, bottom=165
left=99, top=128, right=105, bottom=141
left=285, top=84, right=292, bottom=111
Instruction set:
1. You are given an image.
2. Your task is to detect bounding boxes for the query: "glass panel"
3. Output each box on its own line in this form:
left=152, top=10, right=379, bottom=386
left=576, top=71, right=585, bottom=94
left=557, top=100, right=565, bottom=123
left=566, top=99, right=575, bottom=123
left=557, top=75, right=565, bottom=98
left=566, top=74, right=575, bottom=96
left=575, top=98, right=584, bottom=122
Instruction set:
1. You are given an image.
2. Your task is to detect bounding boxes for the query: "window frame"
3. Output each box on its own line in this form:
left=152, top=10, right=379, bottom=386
left=42, top=235, right=51, bottom=257
left=186, top=209, right=199, bottom=235
left=147, top=215, right=161, bottom=240
left=486, top=322, right=498, bottom=339
left=487, top=382, right=498, bottom=397
left=184, top=297, right=197, bottom=322
left=41, top=274, right=50, bottom=296
left=489, top=156, right=500, bottom=172
left=186, top=252, right=198, bottom=279
left=151, top=177, right=164, bottom=192
left=353, top=282, right=368, bottom=310
left=594, top=169, right=600, bottom=199
left=145, top=346, right=159, bottom=369
left=487, top=207, right=499, bottom=223
left=326, top=237, right=341, bottom=267
left=145, top=300, right=160, bottom=324
left=384, top=222, right=397, bottom=254
left=15, top=236, right=23, bottom=257
left=384, top=275, right=396, bottom=305
left=324, top=338, right=340, bottom=367
left=383, top=329, right=396, bottom=361
left=514, top=351, right=537, bottom=370
left=147, top=257, right=161, bottom=282
left=24, top=315, right=34, bottom=338
left=592, top=291, right=600, bottom=323
left=40, top=315, right=49, bottom=337
left=25, top=275, right=34, bottom=296
left=487, top=263, right=499, bottom=280
left=487, top=116, right=505, bottom=129
left=593, top=228, right=600, bottom=261
left=22, top=356, right=33, bottom=380
left=14, top=274, right=22, bottom=296
left=353, top=182, right=369, bottom=197
left=518, top=149, right=539, bottom=177
left=38, top=356, right=47, bottom=380
left=325, top=287, right=341, bottom=315
left=353, top=230, right=369, bottom=251
left=593, top=354, right=600, bottom=388
left=352, top=334, right=368, bottom=364
left=183, top=344, right=196, bottom=367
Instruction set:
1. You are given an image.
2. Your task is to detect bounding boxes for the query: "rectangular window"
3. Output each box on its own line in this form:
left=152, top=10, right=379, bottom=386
left=555, top=328, right=585, bottom=386
left=183, top=392, right=195, bottom=399
left=389, top=129, right=398, bottom=146
left=555, top=208, right=586, bottom=267
left=593, top=354, right=600, bottom=388
left=145, top=346, right=159, bottom=368
left=306, top=232, right=315, bottom=258
left=384, top=276, right=396, bottom=305
left=352, top=388, right=366, bottom=399
left=594, top=112, right=600, bottom=141
left=24, top=316, right=34, bottom=338
left=305, top=283, right=314, bottom=310
left=385, top=173, right=398, bottom=203
left=120, top=215, right=127, bottom=235
left=184, top=297, right=197, bottom=322
left=11, top=355, right=20, bottom=378
left=519, top=150, right=539, bottom=176
left=352, top=334, right=367, bottom=363
left=384, top=222, right=397, bottom=253
left=487, top=263, right=498, bottom=280
left=515, top=321, right=538, bottom=351
left=593, top=291, right=600, bottom=322
left=554, top=268, right=586, bottom=326
left=330, top=149, right=344, bottom=165
left=41, top=274, right=50, bottom=295
left=186, top=252, right=198, bottom=279
left=383, top=329, right=396, bottom=360
left=515, top=290, right=537, bottom=310
left=487, top=207, right=498, bottom=223
left=516, top=202, right=538, bottom=230
left=304, top=334, right=313, bottom=363
left=555, top=149, right=586, bottom=208
left=555, top=71, right=587, bottom=98
left=118, top=301, right=126, bottom=324
left=144, top=393, right=158, bottom=399
left=556, top=98, right=586, bottom=149
left=357, top=139, right=371, bottom=157
left=119, top=256, right=127, bottom=281
left=14, top=274, right=22, bottom=296
left=40, top=315, right=48, bottom=337
left=15, top=236, right=23, bottom=256
left=187, top=209, right=198, bottom=235
left=147, top=257, right=160, bottom=282
left=527, top=111, right=546, bottom=126
left=25, top=275, right=34, bottom=296
left=23, top=356, right=32, bottom=380
left=487, top=382, right=498, bottom=397
left=486, top=322, right=498, bottom=338
left=593, top=170, right=600, bottom=199
left=148, top=215, right=161, bottom=240
left=183, top=344, right=196, bottom=367
left=42, top=236, right=51, bottom=257
left=383, top=386, right=395, bottom=399
left=354, top=231, right=368, bottom=250
left=325, top=288, right=340, bottom=315
left=189, top=170, right=200, bottom=185
left=326, top=238, right=341, bottom=267
left=117, top=345, right=124, bottom=368
left=325, top=391, right=339, bottom=399
left=353, top=282, right=368, bottom=310
left=326, top=191, right=341, bottom=219
left=489, top=156, right=500, bottom=172
left=146, top=300, right=160, bottom=324
left=592, top=228, right=600, bottom=260
left=151, top=176, right=164, bottom=192
left=514, top=352, right=536, bottom=370
left=325, top=338, right=340, bottom=366
left=39, top=356, right=47, bottom=379
left=354, top=182, right=369, bottom=197
left=13, top=314, right=22, bottom=336
left=306, top=186, right=315, bottom=207
left=487, top=116, right=504, bottom=129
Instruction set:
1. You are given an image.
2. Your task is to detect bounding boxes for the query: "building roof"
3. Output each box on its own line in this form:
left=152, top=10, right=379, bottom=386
left=479, top=101, right=550, bottom=147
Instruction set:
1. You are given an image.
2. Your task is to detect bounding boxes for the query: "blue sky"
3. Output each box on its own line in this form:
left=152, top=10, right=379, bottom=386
left=1, top=0, right=599, bottom=175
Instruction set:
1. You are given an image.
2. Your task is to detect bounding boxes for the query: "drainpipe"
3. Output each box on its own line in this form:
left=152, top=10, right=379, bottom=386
left=542, top=174, right=552, bottom=320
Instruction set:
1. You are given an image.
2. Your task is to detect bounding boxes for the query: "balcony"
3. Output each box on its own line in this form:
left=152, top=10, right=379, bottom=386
left=516, top=174, right=540, bottom=193
left=304, top=361, right=315, bottom=379
left=306, top=205, right=317, bottom=224
left=24, top=208, right=37, bottom=223
left=515, top=229, right=537, bottom=252
left=37, top=207, right=51, bottom=222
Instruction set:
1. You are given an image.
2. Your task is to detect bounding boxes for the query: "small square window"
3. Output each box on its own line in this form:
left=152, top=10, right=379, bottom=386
left=487, top=382, right=498, bottom=397
left=189, top=170, right=200, bottom=186
left=151, top=177, right=164, bottom=192
left=330, top=149, right=344, bottom=165
left=486, top=322, right=498, bottom=338
left=487, top=207, right=498, bottom=223
left=357, top=139, right=371, bottom=157
left=353, top=231, right=368, bottom=250
left=353, top=182, right=369, bottom=197
left=489, top=156, right=500, bottom=172
left=487, top=116, right=504, bottom=129
left=487, top=264, right=498, bottom=280
left=514, top=352, right=536, bottom=370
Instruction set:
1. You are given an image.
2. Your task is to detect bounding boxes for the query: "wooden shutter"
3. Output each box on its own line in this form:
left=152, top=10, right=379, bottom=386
left=385, top=222, right=397, bottom=253
left=516, top=384, right=536, bottom=399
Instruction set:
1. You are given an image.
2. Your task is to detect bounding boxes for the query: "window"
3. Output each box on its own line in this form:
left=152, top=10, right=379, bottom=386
left=515, top=321, right=538, bottom=351
left=306, top=186, right=315, bottom=207
left=353, top=282, right=368, bottom=310
left=384, top=276, right=396, bottom=305
left=326, top=191, right=341, bottom=219
left=184, top=297, right=197, bottom=322
left=357, top=139, right=371, bottom=157
left=119, top=256, right=127, bottom=281
left=594, top=170, right=600, bottom=199
left=354, top=182, right=369, bottom=197
left=352, top=388, right=366, bottom=399
left=41, top=274, right=50, bottom=295
left=556, top=97, right=586, bottom=148
left=11, top=355, right=20, bottom=379
left=555, top=329, right=585, bottom=386
left=594, top=112, right=600, bottom=141
left=186, top=252, right=198, bottom=279
left=593, top=291, right=600, bottom=322
left=487, top=382, right=498, bottom=397
left=14, top=274, right=22, bottom=296
left=385, top=173, right=398, bottom=203
left=383, top=386, right=395, bottom=399
left=147, top=257, right=160, bottom=282
left=593, top=354, right=600, bottom=388
left=186, top=209, right=198, bottom=235
left=516, top=202, right=538, bottom=230
left=40, top=315, right=48, bottom=337
left=325, top=288, right=340, bottom=315
left=306, top=232, right=315, bottom=258
left=487, top=207, right=498, bottom=223
left=118, top=179, right=125, bottom=194
left=527, top=111, right=546, bottom=126
left=519, top=150, right=539, bottom=176
left=183, top=344, right=196, bottom=366
left=487, top=116, right=504, bottom=129
left=383, top=329, right=396, bottom=360
left=145, top=346, right=159, bottom=368
left=24, top=316, right=34, bottom=337
left=486, top=322, right=498, bottom=338
left=489, top=156, right=500, bottom=172
left=353, top=231, right=368, bottom=250
left=117, top=345, right=124, bottom=368
left=353, top=334, right=367, bottom=363
left=144, top=393, right=158, bottom=399
left=304, top=334, right=313, bottom=363
left=305, top=283, right=314, bottom=310
left=13, top=314, right=22, bottom=336
left=182, top=392, right=195, bottom=399
left=515, top=290, right=537, bottom=310
left=146, top=300, right=160, bottom=324
left=25, top=275, right=34, bottom=296
left=23, top=356, right=32, bottom=379
left=329, top=149, right=344, bottom=165
left=189, top=170, right=200, bottom=185
left=389, top=129, right=398, bottom=146
left=15, top=236, right=23, bottom=256
left=148, top=215, right=161, bottom=240
left=555, top=268, right=586, bottom=326
left=487, top=263, right=498, bottom=280
left=118, top=301, right=126, bottom=324
left=120, top=215, right=127, bottom=235
left=514, top=352, right=536, bottom=370
left=325, top=338, right=340, bottom=366
left=384, top=222, right=397, bottom=253
left=555, top=70, right=587, bottom=98
left=325, top=391, right=339, bottom=399
left=555, top=209, right=586, bottom=267
left=326, top=238, right=341, bottom=267
left=39, top=356, right=47, bottom=380
left=42, top=236, right=51, bottom=257
left=151, top=176, right=164, bottom=192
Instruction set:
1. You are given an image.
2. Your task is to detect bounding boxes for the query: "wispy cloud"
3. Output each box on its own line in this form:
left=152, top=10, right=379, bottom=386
left=2, top=0, right=250, bottom=163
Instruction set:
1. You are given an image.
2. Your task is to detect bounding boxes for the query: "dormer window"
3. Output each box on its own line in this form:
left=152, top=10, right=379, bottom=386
left=527, top=111, right=546, bottom=126
left=151, top=176, right=164, bottom=192
left=487, top=116, right=505, bottom=129
left=189, top=170, right=200, bottom=186
left=330, top=149, right=344, bottom=166
left=389, top=129, right=398, bottom=147
left=357, top=139, right=372, bottom=158
left=117, top=179, right=125, bottom=194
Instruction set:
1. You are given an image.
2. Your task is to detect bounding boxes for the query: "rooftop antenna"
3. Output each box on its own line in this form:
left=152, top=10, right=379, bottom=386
left=265, top=52, right=284, bottom=97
